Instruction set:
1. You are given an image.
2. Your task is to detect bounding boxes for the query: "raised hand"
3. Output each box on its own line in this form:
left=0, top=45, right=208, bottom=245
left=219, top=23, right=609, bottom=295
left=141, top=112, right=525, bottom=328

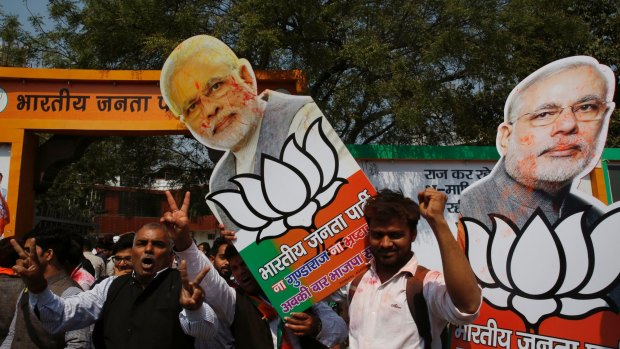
left=160, top=191, right=193, bottom=250
left=178, top=260, right=210, bottom=311
left=417, top=188, right=448, bottom=225
left=418, top=188, right=482, bottom=313
left=11, top=238, right=48, bottom=293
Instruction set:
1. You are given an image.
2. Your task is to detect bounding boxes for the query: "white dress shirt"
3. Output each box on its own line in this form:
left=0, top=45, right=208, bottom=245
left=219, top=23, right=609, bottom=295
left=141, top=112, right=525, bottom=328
left=341, top=254, right=480, bottom=349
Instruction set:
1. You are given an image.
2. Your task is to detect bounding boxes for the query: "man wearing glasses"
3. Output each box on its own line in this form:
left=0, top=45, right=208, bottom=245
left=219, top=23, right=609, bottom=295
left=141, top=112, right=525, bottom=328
left=460, top=56, right=615, bottom=228
left=110, top=233, right=134, bottom=276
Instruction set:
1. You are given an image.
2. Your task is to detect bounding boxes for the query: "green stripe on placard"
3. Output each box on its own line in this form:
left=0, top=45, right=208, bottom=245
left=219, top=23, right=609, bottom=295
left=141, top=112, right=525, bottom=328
left=601, top=159, right=613, bottom=204
left=347, top=144, right=500, bottom=160
left=240, top=240, right=299, bottom=307
left=347, top=144, right=620, bottom=161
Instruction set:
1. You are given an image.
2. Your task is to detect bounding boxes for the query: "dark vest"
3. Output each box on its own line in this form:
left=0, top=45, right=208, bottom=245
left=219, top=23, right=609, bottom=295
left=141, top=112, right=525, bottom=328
left=92, top=269, right=193, bottom=349
left=11, top=272, right=79, bottom=349
left=210, top=91, right=314, bottom=230
left=231, top=289, right=326, bottom=349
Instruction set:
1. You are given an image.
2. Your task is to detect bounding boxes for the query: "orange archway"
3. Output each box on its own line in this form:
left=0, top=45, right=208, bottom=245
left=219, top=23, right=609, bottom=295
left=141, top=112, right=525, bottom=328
left=0, top=67, right=306, bottom=236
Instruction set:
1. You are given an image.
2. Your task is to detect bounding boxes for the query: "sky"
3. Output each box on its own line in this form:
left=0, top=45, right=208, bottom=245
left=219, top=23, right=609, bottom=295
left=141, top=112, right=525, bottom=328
left=1, top=0, right=52, bottom=33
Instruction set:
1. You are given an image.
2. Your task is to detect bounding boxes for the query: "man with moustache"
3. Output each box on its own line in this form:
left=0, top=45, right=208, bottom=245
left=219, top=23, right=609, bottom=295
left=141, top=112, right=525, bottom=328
left=323, top=189, right=481, bottom=349
left=199, top=236, right=236, bottom=349
left=459, top=56, right=615, bottom=229
left=10, top=223, right=219, bottom=349
left=160, top=35, right=350, bottom=232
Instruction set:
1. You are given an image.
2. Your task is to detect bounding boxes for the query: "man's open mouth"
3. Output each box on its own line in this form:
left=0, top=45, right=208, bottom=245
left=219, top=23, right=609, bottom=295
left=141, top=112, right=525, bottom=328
left=141, top=257, right=154, bottom=270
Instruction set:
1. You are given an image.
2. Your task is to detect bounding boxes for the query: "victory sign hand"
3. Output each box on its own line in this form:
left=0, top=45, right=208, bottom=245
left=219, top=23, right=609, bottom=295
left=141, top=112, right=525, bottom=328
left=11, top=238, right=48, bottom=293
left=178, top=260, right=210, bottom=311
left=161, top=191, right=193, bottom=250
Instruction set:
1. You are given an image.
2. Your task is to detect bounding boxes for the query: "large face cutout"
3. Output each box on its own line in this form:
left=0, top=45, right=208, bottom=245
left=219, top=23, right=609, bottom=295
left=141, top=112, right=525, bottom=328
left=500, top=66, right=609, bottom=192
left=458, top=57, right=619, bottom=344
left=166, top=50, right=260, bottom=152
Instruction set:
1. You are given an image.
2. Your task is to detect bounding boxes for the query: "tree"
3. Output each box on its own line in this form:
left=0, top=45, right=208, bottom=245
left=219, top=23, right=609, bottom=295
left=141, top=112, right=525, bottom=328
left=0, top=11, right=36, bottom=66
left=4, top=0, right=618, bottom=224
left=28, top=0, right=619, bottom=145
left=217, top=0, right=618, bottom=145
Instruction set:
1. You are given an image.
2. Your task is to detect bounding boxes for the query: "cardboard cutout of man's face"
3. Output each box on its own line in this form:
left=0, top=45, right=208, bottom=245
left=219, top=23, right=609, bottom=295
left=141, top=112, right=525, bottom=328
left=498, top=65, right=612, bottom=193
left=456, top=57, right=619, bottom=346
left=161, top=36, right=261, bottom=152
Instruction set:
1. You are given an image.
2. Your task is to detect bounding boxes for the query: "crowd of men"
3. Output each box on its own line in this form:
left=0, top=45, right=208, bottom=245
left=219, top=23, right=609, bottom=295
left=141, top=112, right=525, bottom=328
left=0, top=186, right=480, bottom=349
left=0, top=35, right=614, bottom=349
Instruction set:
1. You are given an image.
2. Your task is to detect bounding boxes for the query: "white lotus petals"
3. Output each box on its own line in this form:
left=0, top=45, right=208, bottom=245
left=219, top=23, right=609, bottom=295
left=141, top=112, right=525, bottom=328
left=233, top=177, right=280, bottom=218
left=581, top=209, right=620, bottom=295
left=207, top=191, right=268, bottom=228
left=207, top=118, right=347, bottom=242
left=263, top=158, right=309, bottom=212
left=510, top=216, right=561, bottom=295
left=464, top=209, right=620, bottom=328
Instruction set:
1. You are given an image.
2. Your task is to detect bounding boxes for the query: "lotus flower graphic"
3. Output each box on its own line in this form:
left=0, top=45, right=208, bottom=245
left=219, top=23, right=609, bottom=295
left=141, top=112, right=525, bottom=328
left=207, top=118, right=347, bottom=243
left=464, top=207, right=620, bottom=329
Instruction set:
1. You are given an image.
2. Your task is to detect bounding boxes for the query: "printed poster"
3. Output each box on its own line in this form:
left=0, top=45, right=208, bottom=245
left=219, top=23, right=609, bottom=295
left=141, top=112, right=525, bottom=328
left=160, top=35, right=375, bottom=318
left=209, top=118, right=376, bottom=318
left=452, top=56, right=620, bottom=347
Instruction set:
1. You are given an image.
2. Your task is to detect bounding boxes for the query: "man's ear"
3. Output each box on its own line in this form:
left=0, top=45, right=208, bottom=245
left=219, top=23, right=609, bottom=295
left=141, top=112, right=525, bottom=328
left=238, top=58, right=257, bottom=93
left=496, top=122, right=512, bottom=156
left=42, top=248, right=54, bottom=263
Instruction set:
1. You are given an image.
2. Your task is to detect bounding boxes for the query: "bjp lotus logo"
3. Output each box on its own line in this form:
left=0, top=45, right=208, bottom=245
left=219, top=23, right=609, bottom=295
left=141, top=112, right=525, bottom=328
left=207, top=118, right=347, bottom=243
left=463, top=208, right=620, bottom=329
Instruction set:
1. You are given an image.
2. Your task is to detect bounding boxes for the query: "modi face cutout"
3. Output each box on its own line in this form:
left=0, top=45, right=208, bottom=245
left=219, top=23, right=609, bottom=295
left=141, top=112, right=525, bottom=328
left=160, top=35, right=261, bottom=152
left=498, top=57, right=615, bottom=194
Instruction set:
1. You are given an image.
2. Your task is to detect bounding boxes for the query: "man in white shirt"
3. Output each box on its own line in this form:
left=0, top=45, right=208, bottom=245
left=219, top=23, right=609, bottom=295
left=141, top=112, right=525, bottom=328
left=345, top=188, right=482, bottom=349
left=2, top=227, right=91, bottom=348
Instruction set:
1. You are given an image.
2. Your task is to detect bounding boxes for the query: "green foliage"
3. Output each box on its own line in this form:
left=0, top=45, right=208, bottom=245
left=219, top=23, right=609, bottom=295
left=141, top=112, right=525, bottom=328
left=225, top=0, right=620, bottom=145
left=0, top=12, right=36, bottom=66
left=2, top=0, right=618, bottom=222
left=12, top=0, right=618, bottom=145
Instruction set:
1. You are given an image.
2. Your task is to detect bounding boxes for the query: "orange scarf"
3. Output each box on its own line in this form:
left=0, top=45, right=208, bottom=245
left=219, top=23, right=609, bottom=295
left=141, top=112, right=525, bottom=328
left=0, top=267, right=15, bottom=276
